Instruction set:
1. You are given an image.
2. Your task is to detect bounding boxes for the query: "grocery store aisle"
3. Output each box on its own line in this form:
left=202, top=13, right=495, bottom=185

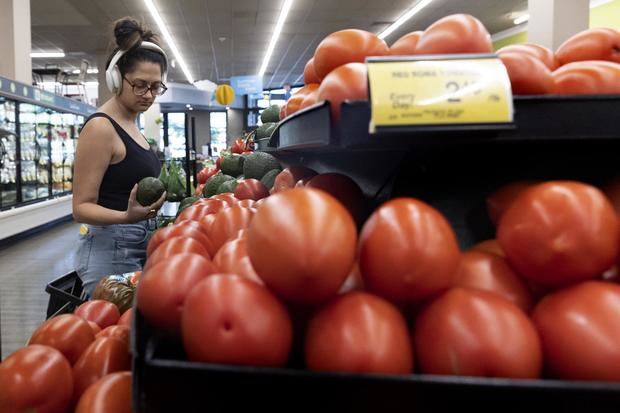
left=0, top=221, right=79, bottom=359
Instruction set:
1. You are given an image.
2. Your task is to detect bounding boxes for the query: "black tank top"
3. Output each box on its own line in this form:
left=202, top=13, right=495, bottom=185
left=82, top=113, right=161, bottom=211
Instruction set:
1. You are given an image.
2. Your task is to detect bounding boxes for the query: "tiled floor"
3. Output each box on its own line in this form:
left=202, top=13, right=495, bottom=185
left=0, top=221, right=80, bottom=359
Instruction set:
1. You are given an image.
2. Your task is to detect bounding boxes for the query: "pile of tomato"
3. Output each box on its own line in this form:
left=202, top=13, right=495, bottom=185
left=280, top=14, right=620, bottom=121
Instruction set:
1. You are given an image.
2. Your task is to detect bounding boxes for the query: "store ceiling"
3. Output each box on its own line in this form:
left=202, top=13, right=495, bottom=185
left=30, top=0, right=527, bottom=88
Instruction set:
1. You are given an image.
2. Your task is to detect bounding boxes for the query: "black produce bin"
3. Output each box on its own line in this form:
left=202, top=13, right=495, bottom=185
left=45, top=271, right=86, bottom=319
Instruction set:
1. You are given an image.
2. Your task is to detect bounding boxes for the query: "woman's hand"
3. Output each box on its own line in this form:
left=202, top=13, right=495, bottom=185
left=125, top=184, right=167, bottom=223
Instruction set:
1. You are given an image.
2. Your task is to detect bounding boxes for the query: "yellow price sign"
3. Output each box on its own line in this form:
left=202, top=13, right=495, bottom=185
left=367, top=56, right=513, bottom=132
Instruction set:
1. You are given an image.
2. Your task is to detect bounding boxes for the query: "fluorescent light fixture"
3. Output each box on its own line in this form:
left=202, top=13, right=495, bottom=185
left=258, top=0, right=294, bottom=76
left=143, top=0, right=194, bottom=84
left=378, top=0, right=434, bottom=40
left=31, top=51, right=65, bottom=58
left=72, top=68, right=99, bottom=74
left=513, top=14, right=529, bottom=25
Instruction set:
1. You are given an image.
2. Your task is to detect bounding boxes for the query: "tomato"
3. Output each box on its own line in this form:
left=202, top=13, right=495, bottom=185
left=231, top=138, right=245, bottom=154
left=498, top=181, right=619, bottom=288
left=96, top=325, right=130, bottom=347
left=209, top=205, right=256, bottom=253
left=237, top=199, right=256, bottom=208
left=306, top=173, right=366, bottom=225
left=213, top=236, right=263, bottom=284
left=138, top=253, right=217, bottom=334
left=414, top=288, right=542, bottom=378
left=182, top=274, right=293, bottom=366
left=87, top=320, right=102, bottom=335
left=285, top=84, right=319, bottom=117
left=359, top=198, right=461, bottom=304
left=497, top=43, right=558, bottom=70
left=415, top=14, right=492, bottom=55
left=75, top=300, right=120, bottom=329
left=72, top=337, right=131, bottom=401
left=556, top=28, right=620, bottom=65
left=313, top=29, right=388, bottom=80
left=195, top=184, right=205, bottom=197
left=470, top=239, right=505, bottom=257
left=75, top=372, right=131, bottom=413
left=486, top=181, right=537, bottom=226
left=210, top=193, right=239, bottom=206
left=247, top=188, right=357, bottom=304
left=454, top=251, right=534, bottom=313
left=198, top=214, right=217, bottom=238
left=339, top=261, right=364, bottom=294
left=198, top=166, right=219, bottom=185
left=499, top=52, right=553, bottom=95
left=532, top=281, right=620, bottom=380
left=129, top=271, right=140, bottom=285
left=118, top=308, right=132, bottom=328
left=388, top=31, right=423, bottom=55
left=234, top=178, right=270, bottom=201
left=176, top=200, right=227, bottom=223
left=29, top=314, right=95, bottom=365
left=303, top=57, right=321, bottom=84
left=145, top=236, right=211, bottom=271
left=299, top=88, right=320, bottom=110
left=147, top=221, right=214, bottom=257
left=0, top=345, right=73, bottom=413
left=552, top=60, right=620, bottom=95
left=317, top=62, right=368, bottom=121
left=215, top=156, right=223, bottom=170
left=305, top=292, right=412, bottom=374
left=272, top=167, right=317, bottom=194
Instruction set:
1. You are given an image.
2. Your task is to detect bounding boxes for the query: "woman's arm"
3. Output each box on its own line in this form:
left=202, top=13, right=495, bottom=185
left=72, top=118, right=163, bottom=225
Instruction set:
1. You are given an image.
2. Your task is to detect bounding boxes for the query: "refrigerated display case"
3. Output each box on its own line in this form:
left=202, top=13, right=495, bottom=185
left=0, top=98, right=17, bottom=208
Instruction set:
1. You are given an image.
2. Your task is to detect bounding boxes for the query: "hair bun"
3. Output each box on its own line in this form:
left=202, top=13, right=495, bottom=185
left=114, top=17, right=146, bottom=50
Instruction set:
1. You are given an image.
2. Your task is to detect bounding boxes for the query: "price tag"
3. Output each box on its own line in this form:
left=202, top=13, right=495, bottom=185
left=367, top=55, right=513, bottom=132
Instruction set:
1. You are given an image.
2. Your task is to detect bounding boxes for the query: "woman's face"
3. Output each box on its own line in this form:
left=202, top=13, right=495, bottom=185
left=119, top=61, right=163, bottom=113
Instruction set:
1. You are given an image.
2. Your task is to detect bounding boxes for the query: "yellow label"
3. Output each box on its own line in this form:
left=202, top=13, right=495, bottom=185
left=368, top=57, right=513, bottom=131
left=79, top=224, right=89, bottom=235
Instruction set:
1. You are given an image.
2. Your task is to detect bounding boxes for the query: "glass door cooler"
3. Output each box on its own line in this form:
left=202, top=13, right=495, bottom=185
left=0, top=98, right=17, bottom=209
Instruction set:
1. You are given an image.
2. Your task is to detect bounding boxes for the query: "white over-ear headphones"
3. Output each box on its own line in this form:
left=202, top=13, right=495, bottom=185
left=105, top=41, right=168, bottom=95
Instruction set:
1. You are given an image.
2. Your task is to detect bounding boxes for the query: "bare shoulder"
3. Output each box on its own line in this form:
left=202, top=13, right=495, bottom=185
left=79, top=116, right=116, bottom=140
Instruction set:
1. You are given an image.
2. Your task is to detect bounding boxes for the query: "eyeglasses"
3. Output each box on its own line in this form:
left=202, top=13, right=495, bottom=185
left=123, top=77, right=168, bottom=96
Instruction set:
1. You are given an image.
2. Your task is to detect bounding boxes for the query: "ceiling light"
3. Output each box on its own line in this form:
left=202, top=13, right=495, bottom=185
left=144, top=0, right=194, bottom=84
left=30, top=51, right=65, bottom=58
left=258, top=0, right=294, bottom=76
left=513, top=14, right=529, bottom=25
left=72, top=68, right=99, bottom=74
left=378, top=0, right=433, bottom=40
left=186, top=104, right=191, bottom=108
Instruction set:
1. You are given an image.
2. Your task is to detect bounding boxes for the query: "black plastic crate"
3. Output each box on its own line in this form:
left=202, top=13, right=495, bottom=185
left=45, top=271, right=86, bottom=319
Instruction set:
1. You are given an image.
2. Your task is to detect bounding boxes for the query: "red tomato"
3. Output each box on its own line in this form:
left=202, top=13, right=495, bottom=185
left=176, top=201, right=227, bottom=223
left=96, top=325, right=130, bottom=347
left=313, top=29, right=388, bottom=80
left=279, top=104, right=287, bottom=120
left=486, top=181, right=537, bottom=226
left=213, top=236, right=263, bottom=284
left=247, top=188, right=357, bottom=304
left=306, top=173, right=366, bottom=225
left=198, top=214, right=217, bottom=239
left=455, top=251, right=534, bottom=313
left=303, top=57, right=321, bottom=84
left=209, top=205, right=256, bottom=253
left=195, top=184, right=205, bottom=197
left=29, top=314, right=95, bottom=365
left=305, top=292, right=412, bottom=374
left=237, top=199, right=256, bottom=208
left=0, top=345, right=73, bottom=413
left=470, top=239, right=505, bottom=257
left=556, top=28, right=620, bottom=65
left=129, top=271, right=140, bottom=285
left=389, top=31, right=423, bottom=55
left=299, top=88, right=320, bottom=110
left=338, top=261, right=364, bottom=294
left=72, top=337, right=131, bottom=401
left=285, top=84, right=319, bottom=117
left=415, top=14, right=492, bottom=55
left=498, top=181, right=619, bottom=288
left=317, top=62, right=368, bottom=121
left=182, top=274, right=293, bottom=366
left=499, top=52, right=553, bottom=95
left=552, top=60, right=620, bottom=95
left=198, top=166, right=218, bottom=185
left=231, top=138, right=245, bottom=154
left=272, top=167, right=317, bottom=194
left=75, top=372, right=132, bottom=413
left=145, top=236, right=211, bottom=271
left=87, top=320, right=102, bottom=336
left=497, top=43, right=558, bottom=70
left=234, top=178, right=270, bottom=201
left=210, top=193, right=239, bottom=206
left=147, top=221, right=214, bottom=257
left=75, top=300, right=120, bottom=329
left=532, top=281, right=620, bottom=381
left=359, top=198, right=461, bottom=304
left=138, top=253, right=217, bottom=334
left=215, top=156, right=223, bottom=170
left=414, top=288, right=542, bottom=378
left=118, top=308, right=132, bottom=328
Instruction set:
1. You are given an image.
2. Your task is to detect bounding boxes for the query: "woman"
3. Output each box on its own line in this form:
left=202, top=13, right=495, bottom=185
left=73, top=18, right=167, bottom=295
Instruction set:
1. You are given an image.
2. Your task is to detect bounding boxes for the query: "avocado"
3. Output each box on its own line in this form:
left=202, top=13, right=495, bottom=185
left=136, top=177, right=165, bottom=206
left=217, top=179, right=239, bottom=194
left=256, top=122, right=276, bottom=140
left=204, top=173, right=234, bottom=197
left=177, top=196, right=200, bottom=215
left=243, top=151, right=281, bottom=180
left=261, top=105, right=281, bottom=123
left=260, top=169, right=281, bottom=190
left=220, top=154, right=245, bottom=177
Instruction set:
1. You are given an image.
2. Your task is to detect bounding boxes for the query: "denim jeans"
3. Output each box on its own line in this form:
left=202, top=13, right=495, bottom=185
left=75, top=220, right=152, bottom=297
